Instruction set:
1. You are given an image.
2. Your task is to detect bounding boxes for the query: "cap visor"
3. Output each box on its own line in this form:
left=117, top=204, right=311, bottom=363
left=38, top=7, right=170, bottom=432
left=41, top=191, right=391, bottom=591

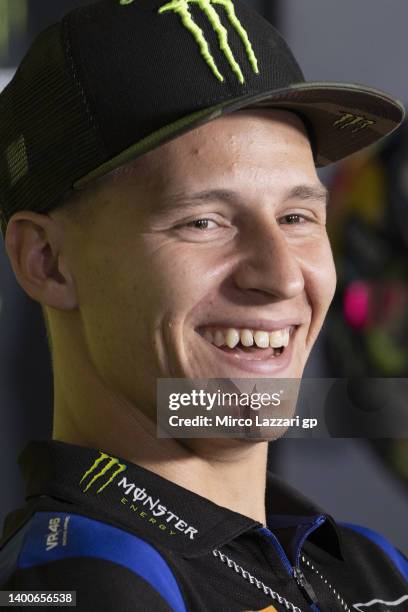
left=74, top=81, right=405, bottom=188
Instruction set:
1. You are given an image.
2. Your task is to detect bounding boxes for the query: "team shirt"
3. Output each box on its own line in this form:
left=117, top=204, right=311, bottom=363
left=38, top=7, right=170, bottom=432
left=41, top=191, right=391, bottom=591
left=1, top=440, right=407, bottom=611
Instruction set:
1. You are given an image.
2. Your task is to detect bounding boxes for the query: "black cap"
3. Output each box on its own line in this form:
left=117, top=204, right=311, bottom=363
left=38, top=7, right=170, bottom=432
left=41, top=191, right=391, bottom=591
left=0, top=0, right=405, bottom=233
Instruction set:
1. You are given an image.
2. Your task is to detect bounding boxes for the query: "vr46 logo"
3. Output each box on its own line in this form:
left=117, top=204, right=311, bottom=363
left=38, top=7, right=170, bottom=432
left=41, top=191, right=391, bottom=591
left=45, top=517, right=61, bottom=551
left=80, top=452, right=127, bottom=494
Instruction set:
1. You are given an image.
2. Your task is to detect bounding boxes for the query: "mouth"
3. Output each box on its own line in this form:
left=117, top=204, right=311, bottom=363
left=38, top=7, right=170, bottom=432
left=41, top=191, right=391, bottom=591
left=195, top=322, right=300, bottom=374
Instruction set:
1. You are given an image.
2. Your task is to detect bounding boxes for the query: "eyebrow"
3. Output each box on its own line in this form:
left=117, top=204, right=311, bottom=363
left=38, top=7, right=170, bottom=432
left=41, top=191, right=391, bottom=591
left=163, top=184, right=329, bottom=209
left=285, top=184, right=329, bottom=206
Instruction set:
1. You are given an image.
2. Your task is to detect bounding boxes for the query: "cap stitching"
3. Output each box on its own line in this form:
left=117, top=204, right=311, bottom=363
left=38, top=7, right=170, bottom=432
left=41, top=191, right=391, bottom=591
left=61, top=17, right=107, bottom=154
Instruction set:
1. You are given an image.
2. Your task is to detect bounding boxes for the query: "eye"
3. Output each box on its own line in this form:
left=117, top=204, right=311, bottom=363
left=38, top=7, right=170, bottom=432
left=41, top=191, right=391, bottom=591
left=279, top=213, right=310, bottom=225
left=185, top=218, right=219, bottom=230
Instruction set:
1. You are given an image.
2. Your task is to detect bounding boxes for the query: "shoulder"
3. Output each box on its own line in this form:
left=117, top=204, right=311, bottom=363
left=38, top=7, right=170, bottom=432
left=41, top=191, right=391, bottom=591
left=339, top=521, right=408, bottom=582
left=1, top=511, right=187, bottom=611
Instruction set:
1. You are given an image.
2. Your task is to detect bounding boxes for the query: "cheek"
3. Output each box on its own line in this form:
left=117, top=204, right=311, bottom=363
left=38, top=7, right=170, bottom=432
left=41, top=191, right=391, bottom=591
left=71, top=237, right=152, bottom=370
left=300, top=235, right=337, bottom=315
left=140, top=237, right=222, bottom=317
left=78, top=239, right=216, bottom=378
left=77, top=233, right=216, bottom=340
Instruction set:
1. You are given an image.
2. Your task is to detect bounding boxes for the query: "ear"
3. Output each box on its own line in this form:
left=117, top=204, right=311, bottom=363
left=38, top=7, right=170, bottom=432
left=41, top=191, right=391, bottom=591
left=4, top=211, right=78, bottom=310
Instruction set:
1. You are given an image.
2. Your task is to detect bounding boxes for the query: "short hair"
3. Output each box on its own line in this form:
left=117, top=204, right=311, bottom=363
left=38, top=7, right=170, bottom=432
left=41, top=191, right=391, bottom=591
left=41, top=305, right=53, bottom=356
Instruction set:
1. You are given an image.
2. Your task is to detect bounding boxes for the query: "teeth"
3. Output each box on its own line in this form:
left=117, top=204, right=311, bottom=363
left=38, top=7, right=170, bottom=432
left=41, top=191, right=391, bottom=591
left=269, top=328, right=290, bottom=348
left=240, top=329, right=254, bottom=347
left=202, top=326, right=293, bottom=350
left=214, top=330, right=225, bottom=347
left=226, top=328, right=240, bottom=349
left=204, top=330, right=213, bottom=344
left=254, top=331, right=270, bottom=348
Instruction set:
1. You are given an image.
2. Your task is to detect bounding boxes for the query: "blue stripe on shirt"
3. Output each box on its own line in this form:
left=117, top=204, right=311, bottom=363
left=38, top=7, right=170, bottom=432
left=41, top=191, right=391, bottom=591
left=17, top=512, right=186, bottom=611
left=341, top=522, right=408, bottom=583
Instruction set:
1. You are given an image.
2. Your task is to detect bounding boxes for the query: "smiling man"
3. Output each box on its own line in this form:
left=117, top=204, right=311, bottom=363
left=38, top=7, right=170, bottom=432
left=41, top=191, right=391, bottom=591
left=0, top=0, right=407, bottom=611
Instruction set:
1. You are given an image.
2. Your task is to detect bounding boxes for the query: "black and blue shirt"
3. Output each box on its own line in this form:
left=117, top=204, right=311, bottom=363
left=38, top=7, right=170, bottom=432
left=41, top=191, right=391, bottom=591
left=1, top=441, right=407, bottom=611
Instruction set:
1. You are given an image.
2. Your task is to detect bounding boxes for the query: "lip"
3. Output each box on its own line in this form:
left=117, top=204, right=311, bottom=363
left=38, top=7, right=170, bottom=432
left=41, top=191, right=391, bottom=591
left=197, top=325, right=300, bottom=375
left=196, top=319, right=303, bottom=334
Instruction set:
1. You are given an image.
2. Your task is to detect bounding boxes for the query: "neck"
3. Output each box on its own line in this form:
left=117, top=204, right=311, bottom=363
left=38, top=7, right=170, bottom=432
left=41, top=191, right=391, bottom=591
left=136, top=439, right=269, bottom=525
left=53, top=378, right=268, bottom=526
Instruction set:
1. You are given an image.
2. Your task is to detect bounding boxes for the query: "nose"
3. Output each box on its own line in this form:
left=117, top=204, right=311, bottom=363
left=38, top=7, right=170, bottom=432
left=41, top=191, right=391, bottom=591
left=232, top=220, right=304, bottom=300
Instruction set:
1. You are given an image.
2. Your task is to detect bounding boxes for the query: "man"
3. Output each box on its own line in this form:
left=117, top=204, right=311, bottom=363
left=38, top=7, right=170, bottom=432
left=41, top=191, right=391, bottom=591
left=0, top=0, right=407, bottom=610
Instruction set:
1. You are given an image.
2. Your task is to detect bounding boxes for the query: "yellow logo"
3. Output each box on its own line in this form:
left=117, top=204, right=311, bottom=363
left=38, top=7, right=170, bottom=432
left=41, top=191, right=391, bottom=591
left=80, top=452, right=127, bottom=494
left=158, top=0, right=259, bottom=84
left=333, top=113, right=375, bottom=134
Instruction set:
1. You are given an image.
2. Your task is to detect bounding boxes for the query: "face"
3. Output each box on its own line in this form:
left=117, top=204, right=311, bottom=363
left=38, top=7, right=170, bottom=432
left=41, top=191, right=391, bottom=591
left=57, top=109, right=336, bottom=410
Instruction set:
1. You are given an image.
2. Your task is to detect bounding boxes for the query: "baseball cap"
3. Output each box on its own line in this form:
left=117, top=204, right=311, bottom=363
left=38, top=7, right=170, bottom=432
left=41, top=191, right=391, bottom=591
left=0, top=0, right=405, bottom=234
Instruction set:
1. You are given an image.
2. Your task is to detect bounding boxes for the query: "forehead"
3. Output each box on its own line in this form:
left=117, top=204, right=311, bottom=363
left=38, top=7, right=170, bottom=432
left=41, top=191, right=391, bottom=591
left=108, top=108, right=314, bottom=187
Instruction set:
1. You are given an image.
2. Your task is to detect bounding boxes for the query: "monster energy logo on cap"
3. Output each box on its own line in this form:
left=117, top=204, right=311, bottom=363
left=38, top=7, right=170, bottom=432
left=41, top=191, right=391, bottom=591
left=80, top=452, right=127, bottom=494
left=120, top=0, right=259, bottom=84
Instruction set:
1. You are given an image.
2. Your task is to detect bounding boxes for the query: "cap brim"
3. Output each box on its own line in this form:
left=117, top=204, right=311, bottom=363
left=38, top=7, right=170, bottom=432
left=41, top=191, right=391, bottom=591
left=74, top=81, right=405, bottom=188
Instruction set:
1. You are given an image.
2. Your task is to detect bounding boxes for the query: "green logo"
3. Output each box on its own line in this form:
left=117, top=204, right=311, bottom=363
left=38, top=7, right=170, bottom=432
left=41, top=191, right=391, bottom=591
left=80, top=452, right=127, bottom=494
left=158, top=0, right=259, bottom=84
left=333, top=112, right=375, bottom=134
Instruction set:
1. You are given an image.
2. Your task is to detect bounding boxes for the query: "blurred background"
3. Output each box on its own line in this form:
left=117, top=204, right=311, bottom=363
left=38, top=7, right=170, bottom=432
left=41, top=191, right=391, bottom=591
left=1, top=0, right=407, bottom=549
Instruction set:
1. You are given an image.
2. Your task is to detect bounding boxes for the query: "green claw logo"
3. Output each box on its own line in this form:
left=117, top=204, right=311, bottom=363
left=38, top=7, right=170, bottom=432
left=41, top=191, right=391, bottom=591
left=333, top=112, right=375, bottom=134
left=80, top=452, right=127, bottom=494
left=119, top=0, right=259, bottom=84
left=159, top=0, right=259, bottom=84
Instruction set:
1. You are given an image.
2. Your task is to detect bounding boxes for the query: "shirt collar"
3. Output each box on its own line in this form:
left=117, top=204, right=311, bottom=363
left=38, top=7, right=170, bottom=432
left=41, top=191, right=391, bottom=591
left=19, top=440, right=343, bottom=560
left=265, top=472, right=345, bottom=561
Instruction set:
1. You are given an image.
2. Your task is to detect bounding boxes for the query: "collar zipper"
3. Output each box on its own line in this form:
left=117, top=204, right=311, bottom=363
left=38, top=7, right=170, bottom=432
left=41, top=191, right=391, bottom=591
left=214, top=516, right=352, bottom=612
left=259, top=520, right=323, bottom=608
left=300, top=554, right=351, bottom=611
left=293, top=567, right=319, bottom=607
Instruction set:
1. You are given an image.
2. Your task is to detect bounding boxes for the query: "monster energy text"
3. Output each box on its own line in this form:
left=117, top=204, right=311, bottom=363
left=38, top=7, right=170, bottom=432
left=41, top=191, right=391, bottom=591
left=80, top=452, right=198, bottom=539
left=118, top=477, right=198, bottom=539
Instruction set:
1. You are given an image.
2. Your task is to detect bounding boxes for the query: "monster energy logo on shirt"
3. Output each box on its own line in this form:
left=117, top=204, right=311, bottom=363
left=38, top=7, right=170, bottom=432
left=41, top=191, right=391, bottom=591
left=80, top=452, right=127, bottom=494
left=120, top=0, right=259, bottom=84
left=80, top=452, right=199, bottom=539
